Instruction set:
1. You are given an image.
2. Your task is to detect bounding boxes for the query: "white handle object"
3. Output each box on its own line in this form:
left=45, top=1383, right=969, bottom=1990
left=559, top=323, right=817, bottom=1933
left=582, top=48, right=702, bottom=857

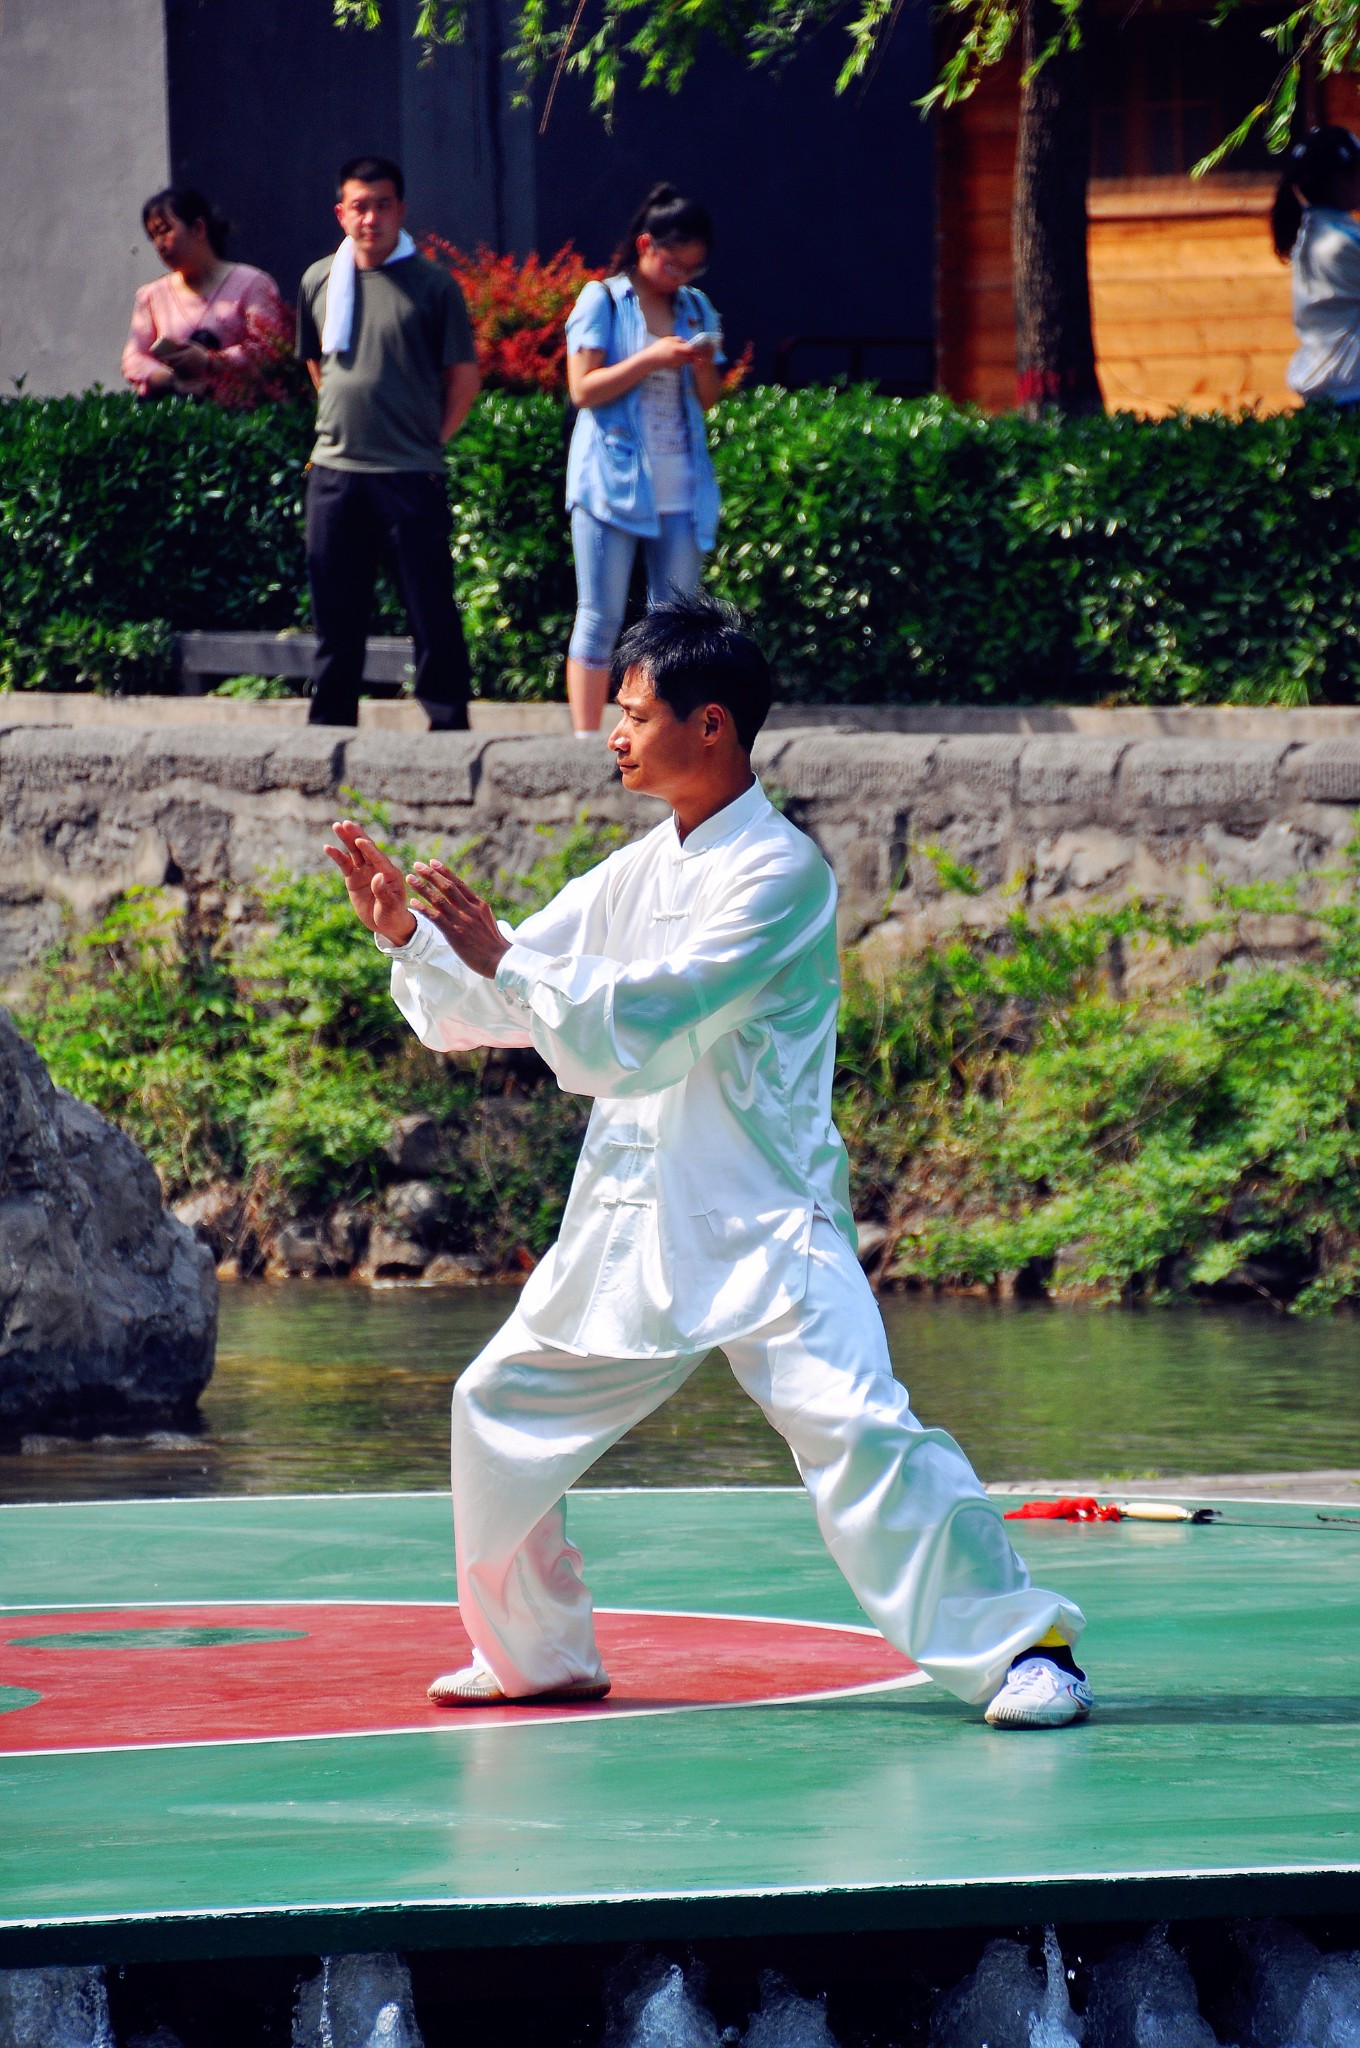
left=1115, top=1500, right=1197, bottom=1522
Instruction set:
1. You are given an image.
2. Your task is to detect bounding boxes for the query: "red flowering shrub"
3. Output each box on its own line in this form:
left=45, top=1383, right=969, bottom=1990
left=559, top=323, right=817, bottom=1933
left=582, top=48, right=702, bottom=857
left=202, top=300, right=311, bottom=411
left=425, top=237, right=753, bottom=394
left=722, top=344, right=754, bottom=391
left=422, top=239, right=605, bottom=394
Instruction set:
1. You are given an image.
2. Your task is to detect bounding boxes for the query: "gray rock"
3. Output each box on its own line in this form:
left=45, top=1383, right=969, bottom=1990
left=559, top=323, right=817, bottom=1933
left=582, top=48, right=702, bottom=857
left=259, top=730, right=347, bottom=797
left=1287, top=738, right=1360, bottom=804
left=265, top=1221, right=329, bottom=1280
left=0, top=724, right=145, bottom=795
left=481, top=735, right=621, bottom=802
left=420, top=1252, right=491, bottom=1285
left=324, top=1204, right=371, bottom=1268
left=385, top=1112, right=442, bottom=1176
left=172, top=1179, right=243, bottom=1260
left=778, top=732, right=938, bottom=801
left=1118, top=738, right=1289, bottom=813
left=1018, top=737, right=1129, bottom=807
left=0, top=1964, right=115, bottom=2048
left=0, top=1009, right=217, bottom=1433
left=931, top=734, right=1022, bottom=799
left=341, top=730, right=483, bottom=807
left=385, top=1179, right=449, bottom=1241
left=140, top=726, right=279, bottom=795
left=359, top=1226, right=431, bottom=1281
left=853, top=1222, right=892, bottom=1267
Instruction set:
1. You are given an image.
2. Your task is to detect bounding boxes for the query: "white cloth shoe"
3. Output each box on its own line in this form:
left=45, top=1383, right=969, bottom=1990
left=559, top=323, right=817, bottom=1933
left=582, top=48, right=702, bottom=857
left=984, top=1655, right=1093, bottom=1728
left=427, top=1664, right=611, bottom=1708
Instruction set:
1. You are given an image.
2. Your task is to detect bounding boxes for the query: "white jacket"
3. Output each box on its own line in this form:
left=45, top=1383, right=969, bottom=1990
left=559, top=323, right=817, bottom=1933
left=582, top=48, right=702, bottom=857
left=1289, top=207, right=1360, bottom=401
left=380, top=778, right=855, bottom=1356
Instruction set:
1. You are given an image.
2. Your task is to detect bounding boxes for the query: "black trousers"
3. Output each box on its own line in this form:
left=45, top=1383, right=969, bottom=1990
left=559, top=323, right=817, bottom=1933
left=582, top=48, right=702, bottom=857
left=305, top=465, right=471, bottom=728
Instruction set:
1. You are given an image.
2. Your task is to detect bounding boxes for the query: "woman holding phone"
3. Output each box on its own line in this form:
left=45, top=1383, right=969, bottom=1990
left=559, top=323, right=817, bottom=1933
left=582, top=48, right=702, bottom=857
left=121, top=186, right=283, bottom=400
left=563, top=183, right=726, bottom=736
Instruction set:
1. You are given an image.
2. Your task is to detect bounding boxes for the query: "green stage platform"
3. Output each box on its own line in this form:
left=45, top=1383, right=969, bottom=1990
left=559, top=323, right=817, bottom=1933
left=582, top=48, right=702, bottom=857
left=1, top=1487, right=1358, bottom=1966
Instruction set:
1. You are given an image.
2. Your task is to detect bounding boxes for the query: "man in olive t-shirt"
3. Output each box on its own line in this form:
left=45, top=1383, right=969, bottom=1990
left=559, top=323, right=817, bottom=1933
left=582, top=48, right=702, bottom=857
left=296, top=154, right=481, bottom=727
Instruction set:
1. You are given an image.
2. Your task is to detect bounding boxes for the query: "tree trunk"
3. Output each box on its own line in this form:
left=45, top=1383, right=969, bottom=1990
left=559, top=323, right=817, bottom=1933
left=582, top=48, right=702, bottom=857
left=1012, top=0, right=1103, bottom=414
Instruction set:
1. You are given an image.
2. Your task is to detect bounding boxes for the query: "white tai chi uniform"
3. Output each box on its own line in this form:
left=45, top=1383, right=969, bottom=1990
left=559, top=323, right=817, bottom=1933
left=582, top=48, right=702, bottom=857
left=381, top=778, right=1085, bottom=1706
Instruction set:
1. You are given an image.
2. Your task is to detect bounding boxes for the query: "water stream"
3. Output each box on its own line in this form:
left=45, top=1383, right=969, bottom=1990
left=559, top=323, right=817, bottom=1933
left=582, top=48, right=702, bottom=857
left=7, top=1926, right=1360, bottom=2048
left=3, top=1284, right=1357, bottom=1503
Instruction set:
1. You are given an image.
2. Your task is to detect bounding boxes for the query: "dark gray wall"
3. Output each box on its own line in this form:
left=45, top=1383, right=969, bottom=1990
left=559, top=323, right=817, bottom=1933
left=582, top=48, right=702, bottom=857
left=0, top=0, right=171, bottom=394
left=533, top=20, right=936, bottom=384
left=166, top=0, right=398, bottom=304
left=0, top=0, right=933, bottom=398
left=164, top=0, right=536, bottom=309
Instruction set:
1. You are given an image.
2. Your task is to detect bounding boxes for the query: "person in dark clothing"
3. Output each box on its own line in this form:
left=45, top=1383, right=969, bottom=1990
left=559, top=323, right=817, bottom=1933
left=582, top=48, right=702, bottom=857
left=297, top=154, right=481, bottom=728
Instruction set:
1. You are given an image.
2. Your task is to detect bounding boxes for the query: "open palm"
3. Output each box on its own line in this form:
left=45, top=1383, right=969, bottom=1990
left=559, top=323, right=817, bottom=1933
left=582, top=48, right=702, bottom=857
left=325, top=820, right=416, bottom=944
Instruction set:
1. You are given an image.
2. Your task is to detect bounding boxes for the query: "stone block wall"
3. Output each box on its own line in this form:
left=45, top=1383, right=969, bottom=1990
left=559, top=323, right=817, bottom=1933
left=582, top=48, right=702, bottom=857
left=4, top=716, right=1360, bottom=986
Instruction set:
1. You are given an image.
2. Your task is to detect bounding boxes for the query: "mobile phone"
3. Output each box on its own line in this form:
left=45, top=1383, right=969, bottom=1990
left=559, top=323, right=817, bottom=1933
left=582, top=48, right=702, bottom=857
left=689, top=329, right=721, bottom=355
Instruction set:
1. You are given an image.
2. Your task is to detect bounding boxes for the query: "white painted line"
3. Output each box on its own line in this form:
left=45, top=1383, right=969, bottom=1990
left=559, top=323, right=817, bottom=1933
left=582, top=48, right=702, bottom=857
left=0, top=1600, right=880, bottom=1634
left=0, top=1674, right=931, bottom=1762
left=0, top=1485, right=803, bottom=1512
left=5, top=1482, right=1352, bottom=1512
left=2, top=1856, right=1356, bottom=1935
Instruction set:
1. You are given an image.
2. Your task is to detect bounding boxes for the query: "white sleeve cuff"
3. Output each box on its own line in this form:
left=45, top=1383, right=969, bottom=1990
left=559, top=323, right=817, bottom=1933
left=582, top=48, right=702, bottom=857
left=494, top=941, right=550, bottom=1012
left=375, top=912, right=439, bottom=962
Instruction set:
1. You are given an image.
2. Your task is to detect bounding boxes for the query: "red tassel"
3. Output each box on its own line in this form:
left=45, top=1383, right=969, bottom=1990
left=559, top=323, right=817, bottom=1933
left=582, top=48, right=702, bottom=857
left=1003, top=1496, right=1123, bottom=1522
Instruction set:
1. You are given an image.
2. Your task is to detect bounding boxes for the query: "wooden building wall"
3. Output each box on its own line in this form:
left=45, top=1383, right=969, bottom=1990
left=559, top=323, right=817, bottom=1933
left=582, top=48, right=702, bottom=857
left=1088, top=180, right=1294, bottom=415
left=934, top=44, right=1360, bottom=414
left=935, top=55, right=1021, bottom=413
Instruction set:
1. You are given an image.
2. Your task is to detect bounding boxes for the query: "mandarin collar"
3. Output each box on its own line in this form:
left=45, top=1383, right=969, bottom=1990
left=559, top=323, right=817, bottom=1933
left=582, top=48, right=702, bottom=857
left=671, top=778, right=769, bottom=860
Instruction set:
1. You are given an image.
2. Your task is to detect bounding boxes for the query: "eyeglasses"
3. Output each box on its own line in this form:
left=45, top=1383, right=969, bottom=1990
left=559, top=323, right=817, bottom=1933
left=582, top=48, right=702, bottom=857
left=652, top=246, right=708, bottom=282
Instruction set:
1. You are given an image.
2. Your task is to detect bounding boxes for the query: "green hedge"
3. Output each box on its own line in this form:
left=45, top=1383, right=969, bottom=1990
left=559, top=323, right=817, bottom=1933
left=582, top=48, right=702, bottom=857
left=5, top=387, right=1360, bottom=703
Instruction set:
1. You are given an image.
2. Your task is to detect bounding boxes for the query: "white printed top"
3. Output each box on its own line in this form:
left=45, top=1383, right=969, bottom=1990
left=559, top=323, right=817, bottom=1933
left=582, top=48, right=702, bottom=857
left=637, top=322, right=695, bottom=514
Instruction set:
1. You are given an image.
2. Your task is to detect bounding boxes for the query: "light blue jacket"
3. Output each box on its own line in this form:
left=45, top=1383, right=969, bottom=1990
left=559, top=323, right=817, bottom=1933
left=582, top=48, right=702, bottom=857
left=564, top=275, right=725, bottom=550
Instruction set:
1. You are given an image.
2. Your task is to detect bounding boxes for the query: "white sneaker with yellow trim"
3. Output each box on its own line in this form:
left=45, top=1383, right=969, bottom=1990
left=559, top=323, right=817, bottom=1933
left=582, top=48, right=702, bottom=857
left=984, top=1655, right=1093, bottom=1729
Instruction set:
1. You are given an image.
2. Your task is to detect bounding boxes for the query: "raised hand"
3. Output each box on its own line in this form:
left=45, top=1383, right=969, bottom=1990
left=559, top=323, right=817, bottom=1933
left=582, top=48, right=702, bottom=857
left=325, top=820, right=416, bottom=945
left=406, top=860, right=510, bottom=980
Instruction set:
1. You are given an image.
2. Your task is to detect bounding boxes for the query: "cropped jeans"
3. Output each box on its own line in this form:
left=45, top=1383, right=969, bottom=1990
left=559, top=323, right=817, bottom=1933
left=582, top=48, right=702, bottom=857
left=568, top=505, right=704, bottom=667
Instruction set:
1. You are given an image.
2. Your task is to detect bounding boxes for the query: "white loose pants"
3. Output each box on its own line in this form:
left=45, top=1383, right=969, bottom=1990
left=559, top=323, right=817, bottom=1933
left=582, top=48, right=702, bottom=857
left=450, top=1220, right=1085, bottom=1707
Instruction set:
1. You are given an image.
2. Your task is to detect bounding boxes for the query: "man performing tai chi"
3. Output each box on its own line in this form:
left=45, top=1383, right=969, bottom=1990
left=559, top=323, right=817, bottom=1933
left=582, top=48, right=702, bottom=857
left=326, top=595, right=1093, bottom=1729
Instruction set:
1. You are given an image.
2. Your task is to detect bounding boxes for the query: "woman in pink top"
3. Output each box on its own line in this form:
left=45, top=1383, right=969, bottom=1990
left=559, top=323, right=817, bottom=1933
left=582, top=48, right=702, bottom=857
left=122, top=186, right=284, bottom=399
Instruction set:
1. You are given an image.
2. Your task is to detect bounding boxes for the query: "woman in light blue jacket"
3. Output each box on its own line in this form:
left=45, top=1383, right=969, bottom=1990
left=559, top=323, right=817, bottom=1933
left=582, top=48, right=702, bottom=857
left=1272, top=127, right=1360, bottom=406
left=563, top=183, right=727, bottom=735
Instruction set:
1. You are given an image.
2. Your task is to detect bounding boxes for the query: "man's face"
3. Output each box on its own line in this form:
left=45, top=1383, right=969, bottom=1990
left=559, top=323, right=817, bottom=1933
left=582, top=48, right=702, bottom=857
left=608, top=668, right=716, bottom=802
left=335, top=179, right=405, bottom=265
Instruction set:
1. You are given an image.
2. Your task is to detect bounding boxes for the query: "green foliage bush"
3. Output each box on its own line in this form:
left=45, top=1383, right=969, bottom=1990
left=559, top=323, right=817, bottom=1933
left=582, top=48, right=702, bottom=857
left=0, top=613, right=176, bottom=694
left=5, top=387, right=1360, bottom=702
left=15, top=813, right=617, bottom=1261
left=0, top=393, right=312, bottom=656
left=837, top=845, right=1360, bottom=1312
left=15, top=813, right=1360, bottom=1309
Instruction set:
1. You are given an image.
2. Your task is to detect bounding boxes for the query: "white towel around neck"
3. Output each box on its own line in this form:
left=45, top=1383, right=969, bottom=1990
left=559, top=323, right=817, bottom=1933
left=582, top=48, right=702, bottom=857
left=321, top=228, right=417, bottom=355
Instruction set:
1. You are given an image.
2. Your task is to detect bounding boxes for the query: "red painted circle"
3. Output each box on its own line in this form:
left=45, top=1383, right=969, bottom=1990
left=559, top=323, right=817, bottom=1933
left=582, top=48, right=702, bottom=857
left=0, top=1604, right=919, bottom=1755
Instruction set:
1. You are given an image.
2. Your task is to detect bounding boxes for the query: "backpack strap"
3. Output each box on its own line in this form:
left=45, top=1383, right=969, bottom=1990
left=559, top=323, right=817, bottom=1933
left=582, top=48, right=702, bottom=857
left=601, top=274, right=624, bottom=356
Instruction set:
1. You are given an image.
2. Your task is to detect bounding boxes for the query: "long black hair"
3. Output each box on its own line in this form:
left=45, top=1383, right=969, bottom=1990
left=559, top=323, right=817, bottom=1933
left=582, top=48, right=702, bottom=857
left=610, top=182, right=713, bottom=275
left=141, top=186, right=231, bottom=259
left=1271, top=127, right=1360, bottom=258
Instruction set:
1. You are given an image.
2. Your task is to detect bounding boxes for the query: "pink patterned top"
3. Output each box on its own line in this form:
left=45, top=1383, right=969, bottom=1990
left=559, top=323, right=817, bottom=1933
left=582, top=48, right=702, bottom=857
left=121, top=263, right=284, bottom=397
